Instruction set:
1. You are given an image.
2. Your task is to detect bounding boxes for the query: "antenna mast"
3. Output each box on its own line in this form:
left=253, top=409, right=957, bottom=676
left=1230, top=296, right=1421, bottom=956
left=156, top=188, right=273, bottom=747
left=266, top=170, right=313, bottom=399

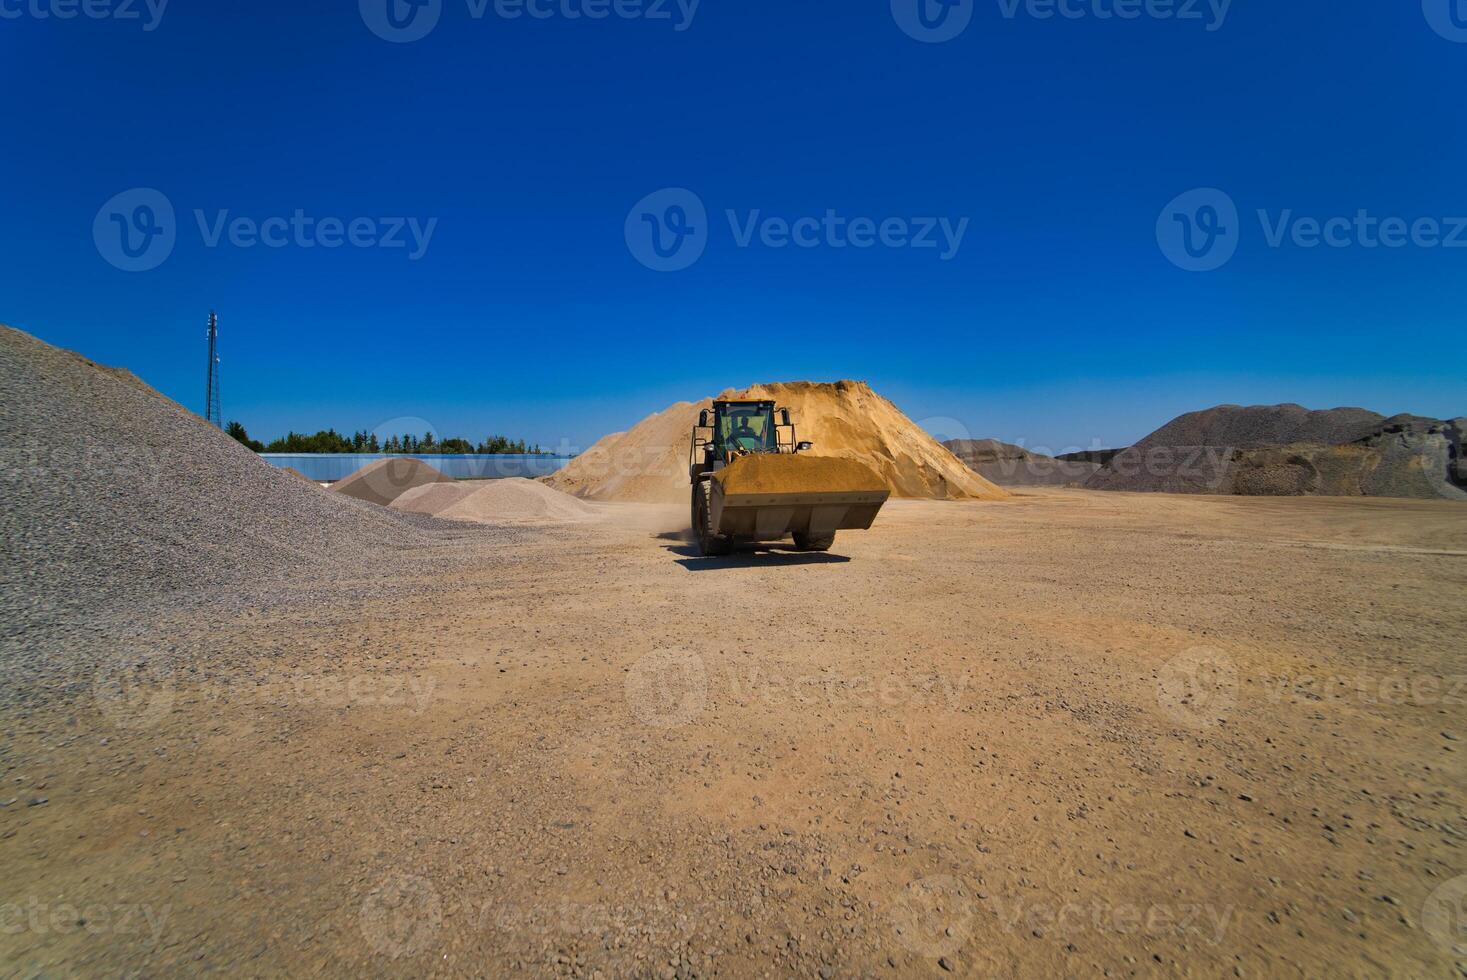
left=205, top=311, right=222, bottom=427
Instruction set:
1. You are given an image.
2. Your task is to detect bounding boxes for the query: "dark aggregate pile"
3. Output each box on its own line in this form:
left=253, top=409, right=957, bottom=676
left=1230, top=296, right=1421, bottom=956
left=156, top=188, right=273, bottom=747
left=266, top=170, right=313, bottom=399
left=0, top=324, right=450, bottom=646
left=944, top=438, right=1101, bottom=487
left=1085, top=403, right=1466, bottom=499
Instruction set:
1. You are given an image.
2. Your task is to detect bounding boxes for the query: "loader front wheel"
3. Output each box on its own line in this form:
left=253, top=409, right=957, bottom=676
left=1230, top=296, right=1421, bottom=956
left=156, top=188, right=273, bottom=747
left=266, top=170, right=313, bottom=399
left=793, top=530, right=835, bottom=552
left=695, top=480, right=733, bottom=557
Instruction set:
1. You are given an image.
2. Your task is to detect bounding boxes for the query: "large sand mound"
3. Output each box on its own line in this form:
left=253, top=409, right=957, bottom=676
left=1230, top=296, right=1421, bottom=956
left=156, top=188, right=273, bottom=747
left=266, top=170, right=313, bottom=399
left=1086, top=404, right=1466, bottom=499
left=330, top=456, right=452, bottom=507
left=393, top=478, right=597, bottom=523
left=547, top=381, right=1007, bottom=503
left=945, top=438, right=1102, bottom=487
left=0, top=324, right=428, bottom=634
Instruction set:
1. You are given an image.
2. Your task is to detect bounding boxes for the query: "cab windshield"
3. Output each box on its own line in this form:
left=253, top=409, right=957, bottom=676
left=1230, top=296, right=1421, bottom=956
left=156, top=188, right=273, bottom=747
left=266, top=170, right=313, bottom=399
left=717, top=404, right=776, bottom=452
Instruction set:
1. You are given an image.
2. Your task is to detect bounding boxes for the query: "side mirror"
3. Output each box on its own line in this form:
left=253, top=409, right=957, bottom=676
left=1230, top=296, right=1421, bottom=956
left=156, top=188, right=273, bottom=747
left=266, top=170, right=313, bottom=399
left=698, top=409, right=710, bottom=427
left=797, top=441, right=814, bottom=451
left=780, top=408, right=791, bottom=426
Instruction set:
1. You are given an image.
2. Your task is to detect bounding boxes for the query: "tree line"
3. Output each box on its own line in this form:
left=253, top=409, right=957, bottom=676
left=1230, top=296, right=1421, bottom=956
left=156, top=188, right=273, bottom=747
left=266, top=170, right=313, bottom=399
left=226, top=422, right=547, bottom=455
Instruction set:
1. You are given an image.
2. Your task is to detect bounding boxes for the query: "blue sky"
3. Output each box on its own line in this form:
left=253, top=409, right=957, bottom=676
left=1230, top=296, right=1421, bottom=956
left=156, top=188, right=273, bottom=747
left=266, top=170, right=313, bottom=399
left=2, top=0, right=1463, bottom=453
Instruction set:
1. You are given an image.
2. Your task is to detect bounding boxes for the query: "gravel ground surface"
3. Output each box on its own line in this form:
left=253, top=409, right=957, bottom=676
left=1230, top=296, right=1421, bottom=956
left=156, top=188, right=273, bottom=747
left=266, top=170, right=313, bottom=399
left=3, top=490, right=1464, bottom=978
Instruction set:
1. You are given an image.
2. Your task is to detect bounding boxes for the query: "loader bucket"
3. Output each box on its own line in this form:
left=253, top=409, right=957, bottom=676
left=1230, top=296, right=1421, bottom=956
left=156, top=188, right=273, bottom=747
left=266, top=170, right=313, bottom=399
left=710, top=454, right=890, bottom=541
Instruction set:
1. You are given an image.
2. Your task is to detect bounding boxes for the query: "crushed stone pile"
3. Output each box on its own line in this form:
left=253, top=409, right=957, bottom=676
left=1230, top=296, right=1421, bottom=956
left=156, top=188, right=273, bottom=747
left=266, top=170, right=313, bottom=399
left=393, top=478, right=597, bottom=523
left=945, top=438, right=1102, bottom=487
left=387, top=482, right=483, bottom=515
left=0, top=324, right=433, bottom=638
left=1086, top=404, right=1466, bottom=499
left=547, top=380, right=1007, bottom=503
left=714, top=454, right=886, bottom=496
left=330, top=456, right=452, bottom=506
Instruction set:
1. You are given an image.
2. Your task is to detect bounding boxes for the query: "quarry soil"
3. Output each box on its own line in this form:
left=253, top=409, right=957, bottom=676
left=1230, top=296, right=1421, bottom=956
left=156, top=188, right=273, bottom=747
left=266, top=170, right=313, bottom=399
left=4, top=490, right=1466, bottom=978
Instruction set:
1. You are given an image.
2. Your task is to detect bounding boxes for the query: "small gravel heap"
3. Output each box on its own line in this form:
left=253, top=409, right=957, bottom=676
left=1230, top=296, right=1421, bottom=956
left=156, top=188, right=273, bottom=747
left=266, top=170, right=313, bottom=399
left=330, top=456, right=452, bottom=506
left=0, top=324, right=431, bottom=637
left=392, top=478, right=597, bottom=523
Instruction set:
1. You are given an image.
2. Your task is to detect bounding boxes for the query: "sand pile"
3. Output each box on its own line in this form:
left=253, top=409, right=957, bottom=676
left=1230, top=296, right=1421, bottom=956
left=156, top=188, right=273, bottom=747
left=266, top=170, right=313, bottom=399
left=330, top=456, right=452, bottom=506
left=547, top=380, right=1007, bottom=503
left=392, top=478, right=597, bottom=523
left=1086, top=404, right=1466, bottom=499
left=0, top=324, right=430, bottom=637
left=714, top=454, right=887, bottom=496
left=945, top=438, right=1102, bottom=487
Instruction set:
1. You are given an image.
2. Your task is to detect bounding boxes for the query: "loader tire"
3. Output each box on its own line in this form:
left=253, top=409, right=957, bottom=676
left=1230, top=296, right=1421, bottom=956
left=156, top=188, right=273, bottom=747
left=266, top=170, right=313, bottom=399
left=793, top=530, right=835, bottom=552
left=695, top=480, right=733, bottom=557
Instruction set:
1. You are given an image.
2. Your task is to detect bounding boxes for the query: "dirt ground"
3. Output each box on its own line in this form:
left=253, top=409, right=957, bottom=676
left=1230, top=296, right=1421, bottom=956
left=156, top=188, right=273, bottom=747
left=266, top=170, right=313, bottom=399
left=3, top=489, right=1465, bottom=977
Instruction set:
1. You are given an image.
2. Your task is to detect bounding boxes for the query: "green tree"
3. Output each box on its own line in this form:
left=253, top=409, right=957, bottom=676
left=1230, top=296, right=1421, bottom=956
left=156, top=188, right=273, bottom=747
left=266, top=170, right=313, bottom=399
left=225, top=421, right=265, bottom=452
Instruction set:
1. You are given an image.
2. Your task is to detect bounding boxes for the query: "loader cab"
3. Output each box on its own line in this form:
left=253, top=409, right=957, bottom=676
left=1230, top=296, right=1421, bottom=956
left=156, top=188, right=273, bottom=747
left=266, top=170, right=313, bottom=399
left=690, top=399, right=798, bottom=479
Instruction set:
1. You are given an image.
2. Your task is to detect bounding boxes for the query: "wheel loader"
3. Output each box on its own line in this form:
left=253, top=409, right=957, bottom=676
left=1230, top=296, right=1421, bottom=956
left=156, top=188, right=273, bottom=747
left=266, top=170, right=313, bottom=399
left=689, top=400, right=890, bottom=556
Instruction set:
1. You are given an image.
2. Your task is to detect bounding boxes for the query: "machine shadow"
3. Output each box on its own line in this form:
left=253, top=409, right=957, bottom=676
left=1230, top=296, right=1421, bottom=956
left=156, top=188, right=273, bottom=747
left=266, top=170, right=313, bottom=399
left=664, top=543, right=852, bottom=570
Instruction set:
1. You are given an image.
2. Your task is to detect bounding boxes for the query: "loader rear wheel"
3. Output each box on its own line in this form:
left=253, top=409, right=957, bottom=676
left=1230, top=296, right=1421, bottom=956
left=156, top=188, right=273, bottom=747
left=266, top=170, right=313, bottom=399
left=793, top=530, right=835, bottom=552
left=695, top=480, right=732, bottom=557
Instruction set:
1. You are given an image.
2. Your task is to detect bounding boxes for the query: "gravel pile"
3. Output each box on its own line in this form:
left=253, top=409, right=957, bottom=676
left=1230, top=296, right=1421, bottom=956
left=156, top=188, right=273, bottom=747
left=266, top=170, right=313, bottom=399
left=1086, top=403, right=1466, bottom=499
left=0, top=324, right=436, bottom=640
left=944, top=438, right=1102, bottom=487
left=392, top=478, right=597, bottom=523
left=330, top=456, right=452, bottom=506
